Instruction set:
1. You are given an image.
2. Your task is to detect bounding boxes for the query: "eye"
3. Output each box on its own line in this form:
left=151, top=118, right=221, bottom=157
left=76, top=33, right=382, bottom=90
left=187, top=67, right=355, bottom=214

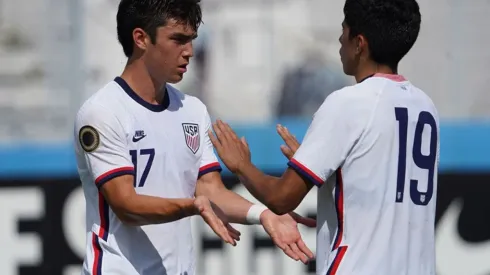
left=173, top=38, right=188, bottom=45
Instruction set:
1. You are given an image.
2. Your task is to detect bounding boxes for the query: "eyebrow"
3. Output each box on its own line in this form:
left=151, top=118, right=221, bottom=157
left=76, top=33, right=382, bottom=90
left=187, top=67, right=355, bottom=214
left=170, top=33, right=198, bottom=40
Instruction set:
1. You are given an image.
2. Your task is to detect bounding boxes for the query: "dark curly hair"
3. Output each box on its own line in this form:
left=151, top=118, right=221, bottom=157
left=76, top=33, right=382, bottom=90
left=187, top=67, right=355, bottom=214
left=344, top=0, right=421, bottom=70
left=117, top=0, right=202, bottom=57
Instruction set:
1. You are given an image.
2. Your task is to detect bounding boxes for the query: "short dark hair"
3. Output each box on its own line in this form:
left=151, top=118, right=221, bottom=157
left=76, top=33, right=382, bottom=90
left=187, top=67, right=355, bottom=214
left=117, top=0, right=202, bottom=57
left=344, top=0, right=421, bottom=70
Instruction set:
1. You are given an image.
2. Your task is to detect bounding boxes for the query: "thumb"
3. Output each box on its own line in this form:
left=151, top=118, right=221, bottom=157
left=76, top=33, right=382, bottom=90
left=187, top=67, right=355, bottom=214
left=241, top=137, right=249, bottom=150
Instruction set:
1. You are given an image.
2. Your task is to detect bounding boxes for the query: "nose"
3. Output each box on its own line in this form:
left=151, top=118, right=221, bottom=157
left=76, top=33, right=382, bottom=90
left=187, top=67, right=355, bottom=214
left=182, top=42, right=194, bottom=59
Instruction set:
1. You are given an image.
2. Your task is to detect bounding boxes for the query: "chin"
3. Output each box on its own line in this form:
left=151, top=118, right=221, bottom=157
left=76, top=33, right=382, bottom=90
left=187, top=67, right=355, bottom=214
left=342, top=64, right=355, bottom=76
left=167, top=74, right=184, bottom=84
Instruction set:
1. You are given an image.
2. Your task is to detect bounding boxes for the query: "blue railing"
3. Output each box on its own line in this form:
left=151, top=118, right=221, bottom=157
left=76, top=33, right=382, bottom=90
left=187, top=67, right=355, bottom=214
left=1, top=119, right=489, bottom=178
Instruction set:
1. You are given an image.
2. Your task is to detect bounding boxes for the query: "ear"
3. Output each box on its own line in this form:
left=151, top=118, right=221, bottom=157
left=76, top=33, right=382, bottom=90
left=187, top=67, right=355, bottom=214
left=356, top=35, right=367, bottom=54
left=133, top=28, right=149, bottom=52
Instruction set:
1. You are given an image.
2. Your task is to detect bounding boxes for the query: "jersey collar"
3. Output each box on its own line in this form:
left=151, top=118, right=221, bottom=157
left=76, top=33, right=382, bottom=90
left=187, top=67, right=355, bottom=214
left=359, top=73, right=407, bottom=83
left=114, top=77, right=170, bottom=112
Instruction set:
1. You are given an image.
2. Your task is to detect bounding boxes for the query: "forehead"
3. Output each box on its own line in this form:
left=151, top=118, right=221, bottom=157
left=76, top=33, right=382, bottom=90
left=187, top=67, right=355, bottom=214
left=157, top=18, right=197, bottom=36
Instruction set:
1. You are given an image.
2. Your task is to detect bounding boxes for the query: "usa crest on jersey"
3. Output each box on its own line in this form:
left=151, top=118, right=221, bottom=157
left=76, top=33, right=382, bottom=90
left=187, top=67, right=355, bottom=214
left=182, top=123, right=200, bottom=154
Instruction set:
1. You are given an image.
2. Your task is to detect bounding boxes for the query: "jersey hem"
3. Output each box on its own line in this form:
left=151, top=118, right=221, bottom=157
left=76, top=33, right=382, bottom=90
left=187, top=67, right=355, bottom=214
left=287, top=159, right=324, bottom=186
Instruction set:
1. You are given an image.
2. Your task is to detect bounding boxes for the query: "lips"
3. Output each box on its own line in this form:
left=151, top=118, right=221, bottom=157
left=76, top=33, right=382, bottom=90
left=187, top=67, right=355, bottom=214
left=178, top=64, right=188, bottom=73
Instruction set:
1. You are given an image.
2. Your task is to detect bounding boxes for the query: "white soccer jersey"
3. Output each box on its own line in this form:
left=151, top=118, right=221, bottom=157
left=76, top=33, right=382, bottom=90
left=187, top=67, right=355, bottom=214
left=288, top=74, right=439, bottom=275
left=74, top=77, right=222, bottom=275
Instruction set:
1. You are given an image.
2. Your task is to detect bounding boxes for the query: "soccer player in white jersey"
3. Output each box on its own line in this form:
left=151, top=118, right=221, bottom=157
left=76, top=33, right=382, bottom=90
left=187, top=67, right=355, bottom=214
left=74, top=0, right=316, bottom=274
left=210, top=0, right=440, bottom=274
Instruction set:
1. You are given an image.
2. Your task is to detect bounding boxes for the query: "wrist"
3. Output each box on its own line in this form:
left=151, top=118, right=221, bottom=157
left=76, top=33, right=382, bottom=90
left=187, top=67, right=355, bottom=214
left=189, top=198, right=201, bottom=216
left=236, top=160, right=252, bottom=177
left=258, top=209, right=272, bottom=224
left=246, top=204, right=268, bottom=224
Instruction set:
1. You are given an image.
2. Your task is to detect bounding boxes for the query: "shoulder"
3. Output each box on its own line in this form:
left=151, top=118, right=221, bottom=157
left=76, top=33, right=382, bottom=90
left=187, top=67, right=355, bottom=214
left=317, top=84, right=372, bottom=116
left=76, top=81, right=125, bottom=128
left=411, top=84, right=437, bottom=106
left=167, top=84, right=208, bottom=114
left=409, top=84, right=440, bottom=121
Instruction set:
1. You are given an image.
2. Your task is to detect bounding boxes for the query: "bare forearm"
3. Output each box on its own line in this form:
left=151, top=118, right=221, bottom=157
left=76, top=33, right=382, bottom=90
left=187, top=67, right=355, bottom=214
left=237, top=163, right=281, bottom=208
left=117, top=195, right=197, bottom=226
left=201, top=187, right=254, bottom=224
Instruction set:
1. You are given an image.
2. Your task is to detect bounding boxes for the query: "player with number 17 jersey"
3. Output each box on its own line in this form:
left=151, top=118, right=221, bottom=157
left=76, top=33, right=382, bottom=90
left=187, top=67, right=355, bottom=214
left=74, top=77, right=221, bottom=274
left=289, top=73, right=439, bottom=274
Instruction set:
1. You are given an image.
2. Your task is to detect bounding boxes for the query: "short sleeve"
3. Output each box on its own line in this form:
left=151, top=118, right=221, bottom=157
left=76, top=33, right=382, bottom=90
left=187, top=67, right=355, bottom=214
left=198, top=110, right=222, bottom=178
left=287, top=91, right=366, bottom=187
left=75, top=104, right=134, bottom=188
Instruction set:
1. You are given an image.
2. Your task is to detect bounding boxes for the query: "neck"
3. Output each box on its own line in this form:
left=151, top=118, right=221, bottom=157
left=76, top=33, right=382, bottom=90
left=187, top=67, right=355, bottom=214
left=354, top=62, right=397, bottom=83
left=120, top=59, right=166, bottom=105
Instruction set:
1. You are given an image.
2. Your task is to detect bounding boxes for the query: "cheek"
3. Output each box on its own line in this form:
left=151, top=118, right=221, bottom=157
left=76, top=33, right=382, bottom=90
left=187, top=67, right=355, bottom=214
left=341, top=41, right=353, bottom=58
left=340, top=42, right=348, bottom=58
left=154, top=40, right=173, bottom=58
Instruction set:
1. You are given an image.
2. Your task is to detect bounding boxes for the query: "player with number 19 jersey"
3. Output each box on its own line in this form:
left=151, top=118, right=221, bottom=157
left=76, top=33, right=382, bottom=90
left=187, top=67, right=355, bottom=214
left=288, top=73, right=439, bottom=275
left=74, top=77, right=221, bottom=275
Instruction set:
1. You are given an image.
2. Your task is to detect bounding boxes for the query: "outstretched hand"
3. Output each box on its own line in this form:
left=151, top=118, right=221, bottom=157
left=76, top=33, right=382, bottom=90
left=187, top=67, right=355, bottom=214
left=277, top=124, right=300, bottom=160
left=194, top=196, right=240, bottom=246
left=260, top=210, right=316, bottom=264
left=208, top=120, right=251, bottom=173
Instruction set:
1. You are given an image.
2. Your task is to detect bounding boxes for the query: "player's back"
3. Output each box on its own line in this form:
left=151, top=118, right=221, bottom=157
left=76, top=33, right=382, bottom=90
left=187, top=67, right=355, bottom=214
left=317, top=74, right=439, bottom=275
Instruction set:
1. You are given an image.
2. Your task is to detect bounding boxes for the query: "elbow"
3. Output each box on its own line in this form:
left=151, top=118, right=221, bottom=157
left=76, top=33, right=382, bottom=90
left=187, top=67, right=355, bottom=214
left=111, top=205, right=139, bottom=226
left=268, top=204, right=295, bottom=216
left=116, top=212, right=140, bottom=226
left=110, top=196, right=143, bottom=226
left=266, top=197, right=298, bottom=216
left=268, top=205, right=290, bottom=216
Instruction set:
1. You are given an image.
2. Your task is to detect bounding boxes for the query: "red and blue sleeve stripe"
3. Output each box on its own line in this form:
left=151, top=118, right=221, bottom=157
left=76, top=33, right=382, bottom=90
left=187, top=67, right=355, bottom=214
left=287, top=158, right=324, bottom=187
left=95, top=167, right=134, bottom=188
left=332, top=169, right=345, bottom=250
left=198, top=162, right=222, bottom=178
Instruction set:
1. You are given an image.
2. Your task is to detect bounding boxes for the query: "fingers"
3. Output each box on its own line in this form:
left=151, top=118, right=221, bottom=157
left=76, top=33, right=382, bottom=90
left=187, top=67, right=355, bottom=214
left=296, top=238, right=314, bottom=260
left=217, top=120, right=239, bottom=142
left=211, top=120, right=242, bottom=145
left=290, top=212, right=317, bottom=228
left=281, top=244, right=300, bottom=261
left=214, top=219, right=235, bottom=245
left=226, top=224, right=241, bottom=241
left=298, top=217, right=317, bottom=228
left=277, top=124, right=300, bottom=151
left=290, top=243, right=309, bottom=264
left=241, top=137, right=249, bottom=150
left=276, top=239, right=312, bottom=264
left=280, top=144, right=294, bottom=160
left=203, top=213, right=236, bottom=246
left=212, top=122, right=225, bottom=143
left=273, top=238, right=301, bottom=262
left=216, top=221, right=236, bottom=246
left=208, top=130, right=221, bottom=150
left=272, top=238, right=298, bottom=260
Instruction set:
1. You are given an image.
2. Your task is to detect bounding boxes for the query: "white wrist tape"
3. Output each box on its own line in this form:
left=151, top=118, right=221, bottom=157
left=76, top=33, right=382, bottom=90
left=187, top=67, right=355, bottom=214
left=246, top=205, right=268, bottom=224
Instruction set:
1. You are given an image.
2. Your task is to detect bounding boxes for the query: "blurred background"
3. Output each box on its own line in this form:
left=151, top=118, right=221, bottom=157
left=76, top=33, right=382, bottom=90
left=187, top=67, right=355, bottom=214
left=0, top=0, right=489, bottom=274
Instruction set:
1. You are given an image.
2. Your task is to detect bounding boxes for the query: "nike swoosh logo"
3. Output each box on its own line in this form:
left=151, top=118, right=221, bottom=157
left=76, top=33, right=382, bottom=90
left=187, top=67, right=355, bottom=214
left=132, top=135, right=146, bottom=142
left=436, top=199, right=490, bottom=275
